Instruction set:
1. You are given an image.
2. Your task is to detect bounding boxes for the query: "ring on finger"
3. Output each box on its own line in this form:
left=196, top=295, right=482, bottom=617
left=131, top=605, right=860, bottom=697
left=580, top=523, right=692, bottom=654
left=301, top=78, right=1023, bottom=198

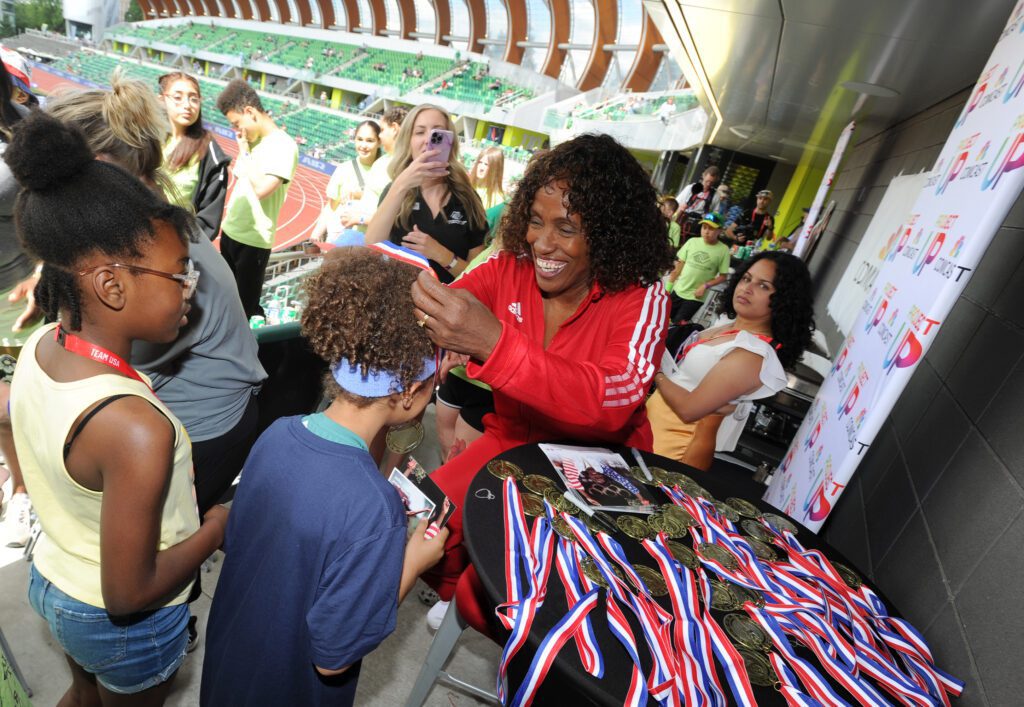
left=418, top=314, right=431, bottom=328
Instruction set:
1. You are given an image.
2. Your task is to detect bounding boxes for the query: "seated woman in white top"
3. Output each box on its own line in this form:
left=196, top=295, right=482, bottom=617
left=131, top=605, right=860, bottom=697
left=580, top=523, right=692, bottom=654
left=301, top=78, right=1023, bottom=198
left=647, top=251, right=815, bottom=470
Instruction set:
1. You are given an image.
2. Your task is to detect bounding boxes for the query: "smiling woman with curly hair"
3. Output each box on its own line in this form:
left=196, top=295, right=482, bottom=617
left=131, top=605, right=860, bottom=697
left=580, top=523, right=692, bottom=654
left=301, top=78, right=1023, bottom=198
left=647, top=250, right=815, bottom=470
left=406, top=133, right=673, bottom=626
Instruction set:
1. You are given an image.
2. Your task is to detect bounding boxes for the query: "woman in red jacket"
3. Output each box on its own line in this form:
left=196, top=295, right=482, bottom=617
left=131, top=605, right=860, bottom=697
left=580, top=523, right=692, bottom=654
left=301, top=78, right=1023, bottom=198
left=411, top=134, right=676, bottom=624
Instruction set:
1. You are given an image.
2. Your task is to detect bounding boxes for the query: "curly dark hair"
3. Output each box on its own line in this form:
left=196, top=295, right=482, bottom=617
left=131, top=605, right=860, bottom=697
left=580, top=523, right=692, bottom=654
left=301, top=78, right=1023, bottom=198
left=3, top=111, right=195, bottom=331
left=215, top=79, right=265, bottom=115
left=301, top=248, right=434, bottom=407
left=500, top=133, right=675, bottom=292
left=721, top=251, right=815, bottom=370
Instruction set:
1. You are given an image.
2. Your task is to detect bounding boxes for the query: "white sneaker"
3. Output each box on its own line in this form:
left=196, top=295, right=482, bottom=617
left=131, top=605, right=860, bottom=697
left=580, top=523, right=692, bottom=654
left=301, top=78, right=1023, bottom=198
left=6, top=492, right=31, bottom=548
left=426, top=600, right=450, bottom=631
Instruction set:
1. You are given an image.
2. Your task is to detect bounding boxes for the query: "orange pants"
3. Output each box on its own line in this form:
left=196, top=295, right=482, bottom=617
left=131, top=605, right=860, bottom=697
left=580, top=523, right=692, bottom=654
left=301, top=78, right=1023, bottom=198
left=646, top=389, right=722, bottom=471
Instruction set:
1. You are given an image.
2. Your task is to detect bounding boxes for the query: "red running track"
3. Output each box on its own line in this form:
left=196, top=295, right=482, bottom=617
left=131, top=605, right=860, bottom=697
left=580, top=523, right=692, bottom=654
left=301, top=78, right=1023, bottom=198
left=33, top=66, right=329, bottom=251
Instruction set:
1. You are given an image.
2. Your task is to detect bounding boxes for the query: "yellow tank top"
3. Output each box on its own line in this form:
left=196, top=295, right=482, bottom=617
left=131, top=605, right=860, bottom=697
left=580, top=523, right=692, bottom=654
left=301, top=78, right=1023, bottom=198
left=11, top=324, right=200, bottom=608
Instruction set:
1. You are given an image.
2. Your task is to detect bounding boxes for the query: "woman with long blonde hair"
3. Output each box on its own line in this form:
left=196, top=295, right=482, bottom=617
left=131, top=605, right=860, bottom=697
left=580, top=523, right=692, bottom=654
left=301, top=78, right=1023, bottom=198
left=365, top=103, right=487, bottom=283
left=469, top=146, right=505, bottom=209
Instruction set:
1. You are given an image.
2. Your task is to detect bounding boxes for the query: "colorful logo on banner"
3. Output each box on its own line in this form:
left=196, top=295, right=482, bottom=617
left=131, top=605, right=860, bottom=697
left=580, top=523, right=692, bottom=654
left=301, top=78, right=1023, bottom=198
left=766, top=0, right=1024, bottom=531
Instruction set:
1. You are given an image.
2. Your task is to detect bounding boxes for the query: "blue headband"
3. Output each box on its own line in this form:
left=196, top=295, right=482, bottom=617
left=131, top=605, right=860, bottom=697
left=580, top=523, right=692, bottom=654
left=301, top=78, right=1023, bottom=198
left=331, top=355, right=437, bottom=397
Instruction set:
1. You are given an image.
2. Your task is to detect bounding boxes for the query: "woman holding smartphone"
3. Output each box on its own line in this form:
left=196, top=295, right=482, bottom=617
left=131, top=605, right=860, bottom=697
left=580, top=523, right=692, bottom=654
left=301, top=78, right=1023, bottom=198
left=365, top=104, right=487, bottom=283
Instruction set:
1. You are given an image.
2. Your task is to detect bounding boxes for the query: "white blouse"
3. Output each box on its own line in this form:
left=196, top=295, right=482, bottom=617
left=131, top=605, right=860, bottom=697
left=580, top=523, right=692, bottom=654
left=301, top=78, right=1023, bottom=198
left=661, top=328, right=788, bottom=450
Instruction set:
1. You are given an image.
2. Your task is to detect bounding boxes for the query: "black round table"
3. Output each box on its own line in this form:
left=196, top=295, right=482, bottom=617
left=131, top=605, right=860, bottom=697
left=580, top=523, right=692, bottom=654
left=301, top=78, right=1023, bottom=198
left=462, top=443, right=881, bottom=706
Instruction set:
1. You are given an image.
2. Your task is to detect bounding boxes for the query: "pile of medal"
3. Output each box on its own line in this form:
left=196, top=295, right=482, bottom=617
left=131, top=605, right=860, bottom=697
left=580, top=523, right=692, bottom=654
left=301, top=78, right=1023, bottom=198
left=485, top=457, right=866, bottom=690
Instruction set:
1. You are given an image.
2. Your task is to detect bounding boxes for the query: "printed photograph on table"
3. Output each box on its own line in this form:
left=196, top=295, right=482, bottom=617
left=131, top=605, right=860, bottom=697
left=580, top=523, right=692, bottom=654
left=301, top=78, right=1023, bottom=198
left=539, top=443, right=654, bottom=511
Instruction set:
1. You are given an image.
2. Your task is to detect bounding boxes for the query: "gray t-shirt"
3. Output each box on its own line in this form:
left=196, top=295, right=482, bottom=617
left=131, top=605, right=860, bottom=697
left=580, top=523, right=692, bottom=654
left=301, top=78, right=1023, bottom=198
left=0, top=142, right=35, bottom=293
left=132, top=235, right=267, bottom=442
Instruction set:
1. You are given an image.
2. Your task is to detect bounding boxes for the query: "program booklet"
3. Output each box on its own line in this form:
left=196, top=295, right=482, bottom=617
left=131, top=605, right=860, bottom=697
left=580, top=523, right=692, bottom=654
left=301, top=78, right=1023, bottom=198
left=538, top=443, right=657, bottom=513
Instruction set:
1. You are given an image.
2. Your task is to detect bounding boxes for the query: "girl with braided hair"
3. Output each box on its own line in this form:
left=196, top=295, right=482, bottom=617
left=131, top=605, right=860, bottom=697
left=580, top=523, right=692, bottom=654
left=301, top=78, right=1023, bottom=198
left=7, top=111, right=226, bottom=704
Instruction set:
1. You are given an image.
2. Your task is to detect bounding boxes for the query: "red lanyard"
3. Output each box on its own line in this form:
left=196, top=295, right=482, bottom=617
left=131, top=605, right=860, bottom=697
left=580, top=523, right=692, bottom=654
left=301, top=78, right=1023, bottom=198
left=55, top=324, right=150, bottom=389
left=680, top=329, right=777, bottom=360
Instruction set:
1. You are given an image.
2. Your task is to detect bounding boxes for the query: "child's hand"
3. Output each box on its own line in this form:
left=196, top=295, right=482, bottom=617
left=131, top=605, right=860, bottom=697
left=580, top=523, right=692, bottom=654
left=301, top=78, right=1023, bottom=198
left=203, top=504, right=230, bottom=547
left=404, top=519, right=448, bottom=575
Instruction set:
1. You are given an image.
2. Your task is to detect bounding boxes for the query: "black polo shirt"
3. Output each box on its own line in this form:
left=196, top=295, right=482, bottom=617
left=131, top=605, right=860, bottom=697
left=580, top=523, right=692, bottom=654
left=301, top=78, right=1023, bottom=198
left=380, top=184, right=487, bottom=283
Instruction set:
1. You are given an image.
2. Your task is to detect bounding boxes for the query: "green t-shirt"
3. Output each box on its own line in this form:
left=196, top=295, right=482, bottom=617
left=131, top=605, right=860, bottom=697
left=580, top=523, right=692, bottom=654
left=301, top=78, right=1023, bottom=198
left=671, top=237, right=730, bottom=301
left=220, top=128, right=298, bottom=249
left=668, top=221, right=681, bottom=250
left=162, top=137, right=200, bottom=210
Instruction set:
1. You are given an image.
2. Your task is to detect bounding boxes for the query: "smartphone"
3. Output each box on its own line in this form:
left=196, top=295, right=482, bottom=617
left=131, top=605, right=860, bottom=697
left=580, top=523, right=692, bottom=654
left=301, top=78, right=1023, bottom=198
left=427, top=128, right=454, bottom=164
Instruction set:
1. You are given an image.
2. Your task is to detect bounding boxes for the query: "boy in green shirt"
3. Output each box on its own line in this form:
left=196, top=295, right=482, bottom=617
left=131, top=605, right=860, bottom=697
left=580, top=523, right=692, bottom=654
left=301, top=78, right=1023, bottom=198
left=666, top=211, right=731, bottom=323
left=216, top=79, right=298, bottom=317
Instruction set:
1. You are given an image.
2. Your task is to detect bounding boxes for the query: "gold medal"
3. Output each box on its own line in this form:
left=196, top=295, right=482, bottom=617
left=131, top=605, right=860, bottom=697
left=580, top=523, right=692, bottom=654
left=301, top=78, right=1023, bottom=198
left=662, top=505, right=698, bottom=528
left=698, top=542, right=740, bottom=571
left=731, top=583, right=766, bottom=608
left=763, top=513, right=798, bottom=535
left=680, top=480, right=714, bottom=499
left=737, top=647, right=777, bottom=687
left=487, top=459, right=524, bottom=481
left=650, top=466, right=674, bottom=486
left=712, top=500, right=740, bottom=522
left=520, top=493, right=546, bottom=517
left=551, top=517, right=575, bottom=541
left=579, top=556, right=608, bottom=588
left=648, top=512, right=689, bottom=538
left=667, top=540, right=700, bottom=570
left=522, top=474, right=557, bottom=495
left=707, top=579, right=741, bottom=611
left=385, top=420, right=424, bottom=453
left=725, top=497, right=763, bottom=519
left=724, top=613, right=772, bottom=652
left=632, top=564, right=669, bottom=597
left=741, top=519, right=775, bottom=543
left=543, top=487, right=577, bottom=514
left=616, top=515, right=653, bottom=540
left=832, top=561, right=863, bottom=589
left=745, top=537, right=779, bottom=563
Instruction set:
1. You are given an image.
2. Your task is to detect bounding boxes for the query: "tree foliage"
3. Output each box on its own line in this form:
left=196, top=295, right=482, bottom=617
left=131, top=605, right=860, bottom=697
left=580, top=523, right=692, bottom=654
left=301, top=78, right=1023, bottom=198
left=14, top=0, right=64, bottom=32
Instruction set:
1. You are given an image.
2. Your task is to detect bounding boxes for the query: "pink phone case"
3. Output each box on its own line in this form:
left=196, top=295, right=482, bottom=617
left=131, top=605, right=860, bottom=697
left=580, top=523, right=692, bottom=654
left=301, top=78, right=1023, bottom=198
left=428, top=129, right=454, bottom=164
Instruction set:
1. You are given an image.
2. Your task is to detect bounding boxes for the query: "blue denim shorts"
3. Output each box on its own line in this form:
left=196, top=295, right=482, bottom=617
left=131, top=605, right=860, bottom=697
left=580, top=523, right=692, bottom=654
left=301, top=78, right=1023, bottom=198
left=28, top=564, right=189, bottom=694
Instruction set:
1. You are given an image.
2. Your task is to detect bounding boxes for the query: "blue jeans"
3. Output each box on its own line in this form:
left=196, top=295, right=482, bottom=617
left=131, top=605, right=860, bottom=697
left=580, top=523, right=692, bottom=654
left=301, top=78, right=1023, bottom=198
left=28, top=565, right=189, bottom=694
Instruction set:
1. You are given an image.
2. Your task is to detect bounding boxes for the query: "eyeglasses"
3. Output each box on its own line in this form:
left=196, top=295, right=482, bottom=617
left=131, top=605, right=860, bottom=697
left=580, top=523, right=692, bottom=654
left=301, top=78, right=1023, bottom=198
left=78, top=259, right=200, bottom=299
left=165, top=94, right=201, bottom=107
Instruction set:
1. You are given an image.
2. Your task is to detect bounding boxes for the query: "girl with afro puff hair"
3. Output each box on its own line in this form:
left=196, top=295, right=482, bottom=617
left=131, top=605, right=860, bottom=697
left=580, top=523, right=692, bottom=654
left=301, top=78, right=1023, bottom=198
left=647, top=250, right=815, bottom=470
left=201, top=246, right=447, bottom=705
left=6, top=111, right=226, bottom=704
left=409, top=133, right=674, bottom=626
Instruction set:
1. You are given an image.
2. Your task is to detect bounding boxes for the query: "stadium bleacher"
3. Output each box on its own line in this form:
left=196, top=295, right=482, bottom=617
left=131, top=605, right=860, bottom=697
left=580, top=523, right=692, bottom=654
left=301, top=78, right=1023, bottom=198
left=107, top=22, right=537, bottom=102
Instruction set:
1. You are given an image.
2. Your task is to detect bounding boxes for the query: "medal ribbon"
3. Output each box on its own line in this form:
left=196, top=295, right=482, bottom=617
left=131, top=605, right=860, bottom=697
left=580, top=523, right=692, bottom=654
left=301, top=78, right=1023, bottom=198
left=643, top=537, right=724, bottom=707
left=552, top=517, right=604, bottom=677
left=496, top=478, right=555, bottom=703
left=562, top=514, right=649, bottom=707
left=596, top=532, right=678, bottom=705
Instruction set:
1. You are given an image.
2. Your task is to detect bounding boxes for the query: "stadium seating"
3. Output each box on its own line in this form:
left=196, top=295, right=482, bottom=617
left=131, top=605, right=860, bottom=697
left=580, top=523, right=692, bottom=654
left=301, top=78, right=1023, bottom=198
left=424, top=62, right=533, bottom=109
left=575, top=94, right=699, bottom=122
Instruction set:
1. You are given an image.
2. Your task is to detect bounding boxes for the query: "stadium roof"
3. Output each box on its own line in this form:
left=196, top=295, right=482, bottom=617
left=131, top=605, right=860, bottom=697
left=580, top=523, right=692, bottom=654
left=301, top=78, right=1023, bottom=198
left=132, top=0, right=683, bottom=93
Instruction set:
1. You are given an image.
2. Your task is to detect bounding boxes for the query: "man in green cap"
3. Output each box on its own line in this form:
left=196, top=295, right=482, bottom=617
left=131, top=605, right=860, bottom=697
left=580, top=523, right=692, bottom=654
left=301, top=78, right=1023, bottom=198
left=666, top=211, right=731, bottom=322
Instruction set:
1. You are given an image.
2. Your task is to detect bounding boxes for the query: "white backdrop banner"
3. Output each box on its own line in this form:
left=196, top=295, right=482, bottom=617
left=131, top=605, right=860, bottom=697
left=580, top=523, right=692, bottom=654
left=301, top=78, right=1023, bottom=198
left=792, top=121, right=856, bottom=259
left=765, top=0, right=1024, bottom=532
left=826, top=172, right=931, bottom=334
